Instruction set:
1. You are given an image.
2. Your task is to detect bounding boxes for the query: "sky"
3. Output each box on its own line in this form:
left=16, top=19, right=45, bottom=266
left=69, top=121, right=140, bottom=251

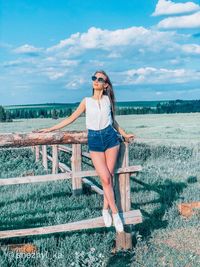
left=0, top=0, right=200, bottom=105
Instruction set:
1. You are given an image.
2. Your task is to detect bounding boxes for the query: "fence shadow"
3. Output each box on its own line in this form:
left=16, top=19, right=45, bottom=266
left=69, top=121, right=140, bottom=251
left=130, top=176, right=187, bottom=239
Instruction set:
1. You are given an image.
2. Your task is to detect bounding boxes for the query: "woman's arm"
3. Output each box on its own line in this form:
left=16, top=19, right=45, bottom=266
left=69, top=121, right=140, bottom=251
left=36, top=98, right=86, bottom=132
left=113, top=119, right=127, bottom=137
left=113, top=118, right=136, bottom=141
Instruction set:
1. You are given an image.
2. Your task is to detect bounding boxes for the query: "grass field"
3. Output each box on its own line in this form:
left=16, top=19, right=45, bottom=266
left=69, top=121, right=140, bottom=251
left=0, top=113, right=199, bottom=266
left=1, top=112, right=200, bottom=145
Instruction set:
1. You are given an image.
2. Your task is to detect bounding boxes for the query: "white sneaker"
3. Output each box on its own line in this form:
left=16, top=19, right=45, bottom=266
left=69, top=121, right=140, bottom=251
left=102, top=209, right=112, bottom=227
left=112, top=213, right=124, bottom=233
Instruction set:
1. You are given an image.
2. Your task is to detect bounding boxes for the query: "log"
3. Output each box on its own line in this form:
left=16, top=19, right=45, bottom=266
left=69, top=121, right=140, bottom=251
left=0, top=166, right=141, bottom=186
left=42, top=153, right=71, bottom=172
left=0, top=173, right=72, bottom=186
left=0, top=131, right=88, bottom=148
left=71, top=165, right=142, bottom=178
left=58, top=145, right=72, bottom=153
left=0, top=210, right=142, bottom=239
left=82, top=178, right=104, bottom=195
left=178, top=202, right=200, bottom=218
left=0, top=131, right=136, bottom=148
left=71, top=144, right=82, bottom=195
left=58, top=145, right=91, bottom=159
left=115, top=142, right=133, bottom=250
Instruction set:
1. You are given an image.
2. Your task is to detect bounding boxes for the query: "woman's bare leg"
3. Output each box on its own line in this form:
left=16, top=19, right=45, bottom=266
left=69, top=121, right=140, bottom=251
left=89, top=147, right=120, bottom=214
left=103, top=144, right=120, bottom=210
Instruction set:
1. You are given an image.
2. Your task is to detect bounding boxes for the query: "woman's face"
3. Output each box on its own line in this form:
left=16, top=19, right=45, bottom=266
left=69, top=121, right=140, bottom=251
left=92, top=72, right=108, bottom=91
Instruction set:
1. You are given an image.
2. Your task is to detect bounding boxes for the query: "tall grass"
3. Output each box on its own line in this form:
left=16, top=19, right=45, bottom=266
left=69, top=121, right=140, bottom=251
left=0, top=113, right=199, bottom=266
left=0, top=141, right=199, bottom=266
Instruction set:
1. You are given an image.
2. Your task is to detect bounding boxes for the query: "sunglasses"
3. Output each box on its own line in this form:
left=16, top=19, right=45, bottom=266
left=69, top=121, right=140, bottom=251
left=91, top=75, right=106, bottom=83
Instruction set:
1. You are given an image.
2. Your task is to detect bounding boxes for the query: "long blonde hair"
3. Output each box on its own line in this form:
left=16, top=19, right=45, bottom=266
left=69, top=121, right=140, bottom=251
left=92, top=70, right=116, bottom=123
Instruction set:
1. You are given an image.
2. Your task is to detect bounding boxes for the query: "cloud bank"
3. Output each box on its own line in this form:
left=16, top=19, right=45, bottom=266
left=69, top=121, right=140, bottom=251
left=152, top=0, right=200, bottom=16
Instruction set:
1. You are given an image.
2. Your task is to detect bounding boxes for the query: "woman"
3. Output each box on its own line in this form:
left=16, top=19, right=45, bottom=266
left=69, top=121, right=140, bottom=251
left=36, top=70, right=135, bottom=232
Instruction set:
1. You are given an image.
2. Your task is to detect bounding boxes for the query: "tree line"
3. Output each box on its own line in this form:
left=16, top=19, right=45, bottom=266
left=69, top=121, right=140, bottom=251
left=1, top=99, right=200, bottom=122
left=0, top=107, right=73, bottom=122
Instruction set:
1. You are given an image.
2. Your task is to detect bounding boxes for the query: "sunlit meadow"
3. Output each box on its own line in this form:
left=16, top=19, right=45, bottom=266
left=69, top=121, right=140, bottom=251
left=0, top=113, right=199, bottom=266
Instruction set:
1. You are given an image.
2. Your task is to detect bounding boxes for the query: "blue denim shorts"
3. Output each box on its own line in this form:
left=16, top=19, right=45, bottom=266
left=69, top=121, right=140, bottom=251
left=87, top=124, right=121, bottom=152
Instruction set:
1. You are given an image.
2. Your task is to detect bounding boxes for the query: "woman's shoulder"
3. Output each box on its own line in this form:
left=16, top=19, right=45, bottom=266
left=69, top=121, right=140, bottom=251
left=84, top=96, right=91, bottom=102
left=84, top=96, right=92, bottom=106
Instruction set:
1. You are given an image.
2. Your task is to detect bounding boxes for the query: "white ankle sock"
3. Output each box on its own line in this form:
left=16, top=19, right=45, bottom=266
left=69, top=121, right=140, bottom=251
left=112, top=212, right=124, bottom=232
left=102, top=209, right=112, bottom=227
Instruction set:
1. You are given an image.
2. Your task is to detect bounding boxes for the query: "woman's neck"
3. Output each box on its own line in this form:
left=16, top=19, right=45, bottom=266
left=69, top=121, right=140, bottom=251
left=92, top=90, right=104, bottom=100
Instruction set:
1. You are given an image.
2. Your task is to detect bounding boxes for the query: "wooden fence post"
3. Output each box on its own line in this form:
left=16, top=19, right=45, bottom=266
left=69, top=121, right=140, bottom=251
left=52, top=145, right=58, bottom=174
left=42, top=145, right=48, bottom=171
left=35, top=146, right=40, bottom=162
left=115, top=142, right=132, bottom=251
left=71, top=144, right=82, bottom=195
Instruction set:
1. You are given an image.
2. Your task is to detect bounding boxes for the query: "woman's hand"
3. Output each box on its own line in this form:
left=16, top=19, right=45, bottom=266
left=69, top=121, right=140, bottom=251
left=123, top=133, right=136, bottom=142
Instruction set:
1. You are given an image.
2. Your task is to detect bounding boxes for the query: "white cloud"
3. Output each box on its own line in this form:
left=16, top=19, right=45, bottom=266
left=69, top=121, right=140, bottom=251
left=13, top=44, right=43, bottom=55
left=46, top=71, right=66, bottom=80
left=152, top=0, right=200, bottom=16
left=64, top=77, right=86, bottom=90
left=107, top=52, right=121, bottom=58
left=3, top=25, right=200, bottom=94
left=2, top=58, right=38, bottom=70
left=47, top=26, right=177, bottom=54
left=182, top=44, right=200, bottom=54
left=89, top=60, right=105, bottom=66
left=157, top=11, right=200, bottom=29
left=47, top=33, right=81, bottom=51
left=114, top=67, right=200, bottom=85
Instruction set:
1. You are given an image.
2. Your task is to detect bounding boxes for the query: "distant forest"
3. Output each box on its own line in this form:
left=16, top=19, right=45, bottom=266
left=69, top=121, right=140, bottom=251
left=0, top=99, right=200, bottom=122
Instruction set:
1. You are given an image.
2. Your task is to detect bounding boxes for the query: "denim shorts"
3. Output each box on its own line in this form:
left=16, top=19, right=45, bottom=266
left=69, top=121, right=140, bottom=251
left=87, top=124, right=121, bottom=152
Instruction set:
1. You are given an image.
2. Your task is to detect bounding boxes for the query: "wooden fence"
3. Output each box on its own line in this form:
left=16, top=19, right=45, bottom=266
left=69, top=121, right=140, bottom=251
left=0, top=130, right=142, bottom=251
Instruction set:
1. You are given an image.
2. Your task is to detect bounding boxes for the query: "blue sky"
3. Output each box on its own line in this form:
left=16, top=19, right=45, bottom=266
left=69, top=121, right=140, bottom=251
left=1, top=0, right=200, bottom=105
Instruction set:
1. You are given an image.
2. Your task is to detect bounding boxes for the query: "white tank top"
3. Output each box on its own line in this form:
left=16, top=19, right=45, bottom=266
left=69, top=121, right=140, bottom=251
left=85, top=95, right=113, bottom=130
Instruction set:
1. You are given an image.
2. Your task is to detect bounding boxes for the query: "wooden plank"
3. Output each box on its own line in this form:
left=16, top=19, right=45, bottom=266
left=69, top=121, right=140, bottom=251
left=58, top=145, right=91, bottom=159
left=58, top=145, right=72, bottom=153
left=71, top=144, right=82, bottom=195
left=115, top=142, right=132, bottom=250
left=0, top=173, right=72, bottom=186
left=59, top=162, right=71, bottom=173
left=0, top=210, right=142, bottom=239
left=52, top=145, right=58, bottom=174
left=72, top=165, right=142, bottom=178
left=42, top=145, right=48, bottom=171
left=35, top=146, right=40, bottom=162
left=47, top=152, right=138, bottom=176
left=82, top=178, right=104, bottom=195
left=0, top=165, right=140, bottom=187
left=82, top=151, right=91, bottom=159
left=46, top=154, right=71, bottom=173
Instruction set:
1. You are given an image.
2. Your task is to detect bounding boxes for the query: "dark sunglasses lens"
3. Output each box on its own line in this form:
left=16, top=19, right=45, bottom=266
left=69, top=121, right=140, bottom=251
left=98, top=78, right=105, bottom=83
left=91, top=76, right=97, bottom=81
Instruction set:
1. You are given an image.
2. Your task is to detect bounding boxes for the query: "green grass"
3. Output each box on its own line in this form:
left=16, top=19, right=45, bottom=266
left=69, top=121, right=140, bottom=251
left=1, top=113, right=200, bottom=146
left=0, top=141, right=199, bottom=267
left=0, top=113, right=199, bottom=266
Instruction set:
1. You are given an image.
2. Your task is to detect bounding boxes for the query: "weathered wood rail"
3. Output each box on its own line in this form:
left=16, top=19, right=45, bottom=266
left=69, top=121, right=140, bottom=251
left=0, top=131, right=142, bottom=251
left=0, top=131, right=88, bottom=147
